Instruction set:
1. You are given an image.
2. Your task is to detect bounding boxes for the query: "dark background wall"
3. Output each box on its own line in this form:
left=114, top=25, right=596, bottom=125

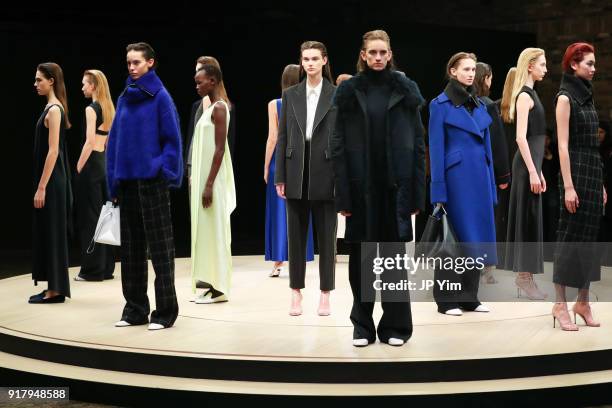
left=9, top=1, right=596, bottom=266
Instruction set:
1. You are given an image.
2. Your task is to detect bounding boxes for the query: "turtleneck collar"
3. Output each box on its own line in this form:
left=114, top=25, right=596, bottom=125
left=560, top=72, right=593, bottom=105
left=126, top=69, right=163, bottom=95
left=122, top=69, right=164, bottom=103
left=363, top=67, right=392, bottom=85
left=444, top=78, right=480, bottom=109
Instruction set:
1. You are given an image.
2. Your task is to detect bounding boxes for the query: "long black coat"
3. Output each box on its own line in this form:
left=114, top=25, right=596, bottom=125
left=275, top=78, right=337, bottom=200
left=332, top=70, right=426, bottom=242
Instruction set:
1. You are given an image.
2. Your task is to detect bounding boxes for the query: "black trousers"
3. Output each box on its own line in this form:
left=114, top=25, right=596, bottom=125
left=348, top=242, right=413, bottom=343
left=433, top=266, right=481, bottom=313
left=76, top=152, right=115, bottom=280
left=118, top=178, right=178, bottom=327
left=286, top=198, right=336, bottom=290
left=286, top=140, right=336, bottom=291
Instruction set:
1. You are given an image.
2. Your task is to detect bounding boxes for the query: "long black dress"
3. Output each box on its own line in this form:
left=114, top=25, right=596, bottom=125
left=554, top=74, right=603, bottom=288
left=504, top=86, right=546, bottom=274
left=75, top=101, right=115, bottom=280
left=32, top=104, right=72, bottom=296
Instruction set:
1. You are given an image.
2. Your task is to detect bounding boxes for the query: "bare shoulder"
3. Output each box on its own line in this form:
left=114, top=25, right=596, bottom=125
left=557, top=94, right=570, bottom=104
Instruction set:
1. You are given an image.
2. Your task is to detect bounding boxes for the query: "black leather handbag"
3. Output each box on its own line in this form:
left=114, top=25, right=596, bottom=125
left=416, top=205, right=461, bottom=259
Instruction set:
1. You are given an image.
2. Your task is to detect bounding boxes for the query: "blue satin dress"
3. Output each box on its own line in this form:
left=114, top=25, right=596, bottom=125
left=265, top=99, right=314, bottom=262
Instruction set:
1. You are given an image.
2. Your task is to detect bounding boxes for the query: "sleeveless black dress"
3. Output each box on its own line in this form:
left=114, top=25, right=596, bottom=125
left=553, top=74, right=603, bottom=288
left=75, top=101, right=114, bottom=280
left=32, top=104, right=72, bottom=296
left=504, top=86, right=546, bottom=274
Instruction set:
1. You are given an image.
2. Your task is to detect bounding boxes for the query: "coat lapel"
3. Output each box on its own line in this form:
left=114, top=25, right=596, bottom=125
left=312, top=80, right=333, bottom=134
left=445, top=105, right=489, bottom=139
left=291, top=81, right=307, bottom=139
left=354, top=88, right=368, bottom=118
left=388, top=90, right=404, bottom=110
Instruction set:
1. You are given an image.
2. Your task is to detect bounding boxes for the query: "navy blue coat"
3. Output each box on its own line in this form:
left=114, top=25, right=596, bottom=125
left=428, top=91, right=497, bottom=264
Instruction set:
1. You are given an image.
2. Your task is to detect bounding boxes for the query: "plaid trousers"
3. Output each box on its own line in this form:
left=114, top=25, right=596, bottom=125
left=118, top=177, right=178, bottom=327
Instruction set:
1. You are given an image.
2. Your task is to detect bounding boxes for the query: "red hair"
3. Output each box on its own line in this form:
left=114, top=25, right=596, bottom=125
left=562, top=42, right=595, bottom=73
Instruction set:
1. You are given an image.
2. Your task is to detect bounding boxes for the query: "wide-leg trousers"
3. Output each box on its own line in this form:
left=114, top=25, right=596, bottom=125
left=118, top=178, right=178, bottom=327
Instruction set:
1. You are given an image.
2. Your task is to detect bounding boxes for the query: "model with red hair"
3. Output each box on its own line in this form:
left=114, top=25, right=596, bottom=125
left=553, top=42, right=607, bottom=330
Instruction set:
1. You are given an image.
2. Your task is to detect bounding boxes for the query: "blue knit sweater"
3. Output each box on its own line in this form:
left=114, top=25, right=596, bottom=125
left=106, top=69, right=183, bottom=197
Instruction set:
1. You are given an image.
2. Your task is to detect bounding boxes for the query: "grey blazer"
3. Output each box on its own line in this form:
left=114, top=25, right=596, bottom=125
left=275, top=78, right=337, bottom=200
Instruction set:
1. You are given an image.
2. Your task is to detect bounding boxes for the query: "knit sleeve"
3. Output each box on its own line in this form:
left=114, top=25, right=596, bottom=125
left=159, top=92, right=183, bottom=188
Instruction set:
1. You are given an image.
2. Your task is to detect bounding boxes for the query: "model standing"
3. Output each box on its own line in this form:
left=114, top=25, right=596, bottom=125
left=30, top=62, right=72, bottom=304
left=553, top=42, right=606, bottom=330
left=504, top=48, right=548, bottom=300
left=275, top=41, right=337, bottom=316
left=75, top=69, right=115, bottom=281
left=190, top=64, right=236, bottom=303
left=107, top=42, right=182, bottom=330
left=429, top=52, right=496, bottom=316
left=333, top=30, right=425, bottom=346
left=474, top=62, right=510, bottom=284
left=264, top=64, right=314, bottom=277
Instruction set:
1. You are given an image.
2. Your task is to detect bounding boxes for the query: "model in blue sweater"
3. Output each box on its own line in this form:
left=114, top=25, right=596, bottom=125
left=109, top=42, right=182, bottom=331
left=106, top=68, right=182, bottom=198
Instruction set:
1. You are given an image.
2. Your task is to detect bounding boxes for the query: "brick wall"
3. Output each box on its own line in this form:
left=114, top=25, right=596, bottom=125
left=400, top=0, right=612, bottom=123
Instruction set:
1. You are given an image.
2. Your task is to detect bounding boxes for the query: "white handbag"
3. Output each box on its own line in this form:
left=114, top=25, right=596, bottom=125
left=87, top=201, right=121, bottom=253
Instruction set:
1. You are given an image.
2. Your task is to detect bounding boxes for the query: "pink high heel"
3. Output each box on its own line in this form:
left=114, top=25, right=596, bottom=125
left=572, top=302, right=600, bottom=327
left=318, top=291, right=331, bottom=316
left=289, top=290, right=303, bottom=316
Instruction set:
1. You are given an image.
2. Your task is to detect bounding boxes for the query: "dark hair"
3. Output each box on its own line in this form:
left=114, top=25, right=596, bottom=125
left=197, top=64, right=223, bottom=83
left=562, top=42, right=595, bottom=74
left=37, top=62, right=71, bottom=129
left=197, top=64, right=228, bottom=103
left=474, top=62, right=492, bottom=97
left=446, top=52, right=477, bottom=79
left=281, top=64, right=300, bottom=91
left=299, top=41, right=334, bottom=83
left=195, top=56, right=230, bottom=105
left=599, top=120, right=612, bottom=158
left=126, top=42, right=157, bottom=68
left=356, top=29, right=396, bottom=73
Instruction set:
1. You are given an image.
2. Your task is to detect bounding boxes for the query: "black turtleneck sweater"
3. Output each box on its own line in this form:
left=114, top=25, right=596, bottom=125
left=364, top=68, right=392, bottom=182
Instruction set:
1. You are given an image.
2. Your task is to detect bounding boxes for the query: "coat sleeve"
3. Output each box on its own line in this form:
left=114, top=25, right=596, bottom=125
left=428, top=100, right=447, bottom=204
left=159, top=95, right=183, bottom=189
left=106, top=102, right=119, bottom=199
left=412, top=107, right=426, bottom=212
left=274, top=90, right=288, bottom=185
left=331, top=104, right=351, bottom=212
left=486, top=103, right=511, bottom=185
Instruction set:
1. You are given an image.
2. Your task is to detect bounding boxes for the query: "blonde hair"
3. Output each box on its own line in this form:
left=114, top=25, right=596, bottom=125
left=196, top=56, right=231, bottom=105
left=508, top=48, right=545, bottom=123
left=500, top=67, right=517, bottom=124
left=83, top=69, right=115, bottom=130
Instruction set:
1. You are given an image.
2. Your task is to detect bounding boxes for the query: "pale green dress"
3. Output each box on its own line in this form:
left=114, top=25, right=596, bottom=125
left=190, top=100, right=236, bottom=295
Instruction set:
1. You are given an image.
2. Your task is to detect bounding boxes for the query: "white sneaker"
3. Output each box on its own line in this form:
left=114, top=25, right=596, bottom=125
left=196, top=294, right=228, bottom=304
left=474, top=304, right=490, bottom=313
left=352, top=338, right=369, bottom=347
left=148, top=323, right=166, bottom=330
left=445, top=308, right=463, bottom=316
left=191, top=289, right=211, bottom=302
left=115, top=320, right=131, bottom=327
left=387, top=338, right=405, bottom=346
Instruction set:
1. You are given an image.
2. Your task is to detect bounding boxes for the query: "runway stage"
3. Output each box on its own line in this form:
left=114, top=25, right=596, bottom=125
left=2, top=256, right=612, bottom=400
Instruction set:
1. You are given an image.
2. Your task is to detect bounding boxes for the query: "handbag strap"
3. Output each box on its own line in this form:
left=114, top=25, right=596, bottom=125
left=86, top=210, right=113, bottom=254
left=432, top=204, right=447, bottom=218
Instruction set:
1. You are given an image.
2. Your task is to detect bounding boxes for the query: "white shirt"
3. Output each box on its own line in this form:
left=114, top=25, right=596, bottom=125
left=305, top=79, right=323, bottom=141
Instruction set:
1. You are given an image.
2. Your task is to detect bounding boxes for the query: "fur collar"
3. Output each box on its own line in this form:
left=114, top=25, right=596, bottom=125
left=334, top=69, right=425, bottom=109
